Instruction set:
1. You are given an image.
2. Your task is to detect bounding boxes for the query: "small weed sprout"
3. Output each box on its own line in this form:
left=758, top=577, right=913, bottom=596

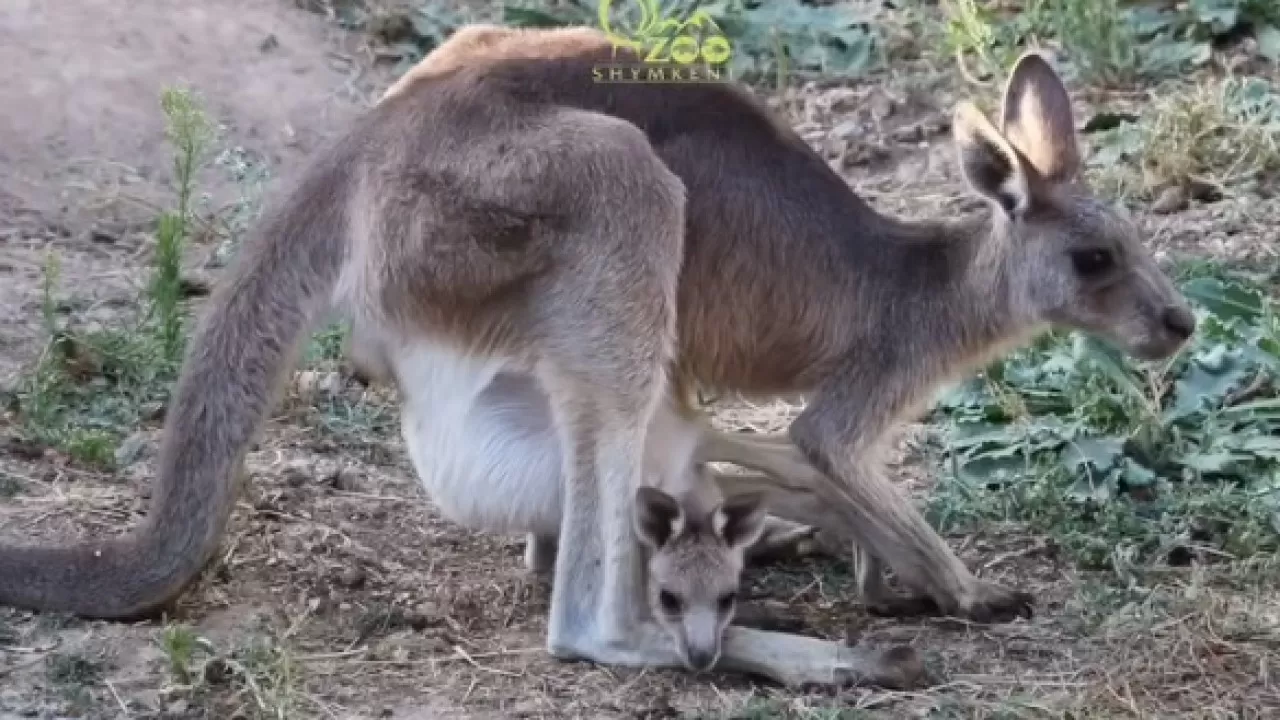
left=12, top=87, right=216, bottom=467
left=156, top=622, right=301, bottom=720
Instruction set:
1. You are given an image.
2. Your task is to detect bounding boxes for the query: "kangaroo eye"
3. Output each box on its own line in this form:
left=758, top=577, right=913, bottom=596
left=717, top=591, right=737, bottom=613
left=658, top=590, right=682, bottom=614
left=1070, top=248, right=1115, bottom=277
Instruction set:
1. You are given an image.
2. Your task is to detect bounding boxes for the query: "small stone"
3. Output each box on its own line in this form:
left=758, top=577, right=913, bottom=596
left=867, top=91, right=895, bottom=121
left=891, top=123, right=925, bottom=144
left=204, top=658, right=233, bottom=685
left=294, top=370, right=343, bottom=399
left=1150, top=185, right=1188, bottom=215
left=114, top=432, right=150, bottom=467
left=338, top=566, right=367, bottom=589
left=318, top=371, right=344, bottom=396
left=331, top=466, right=361, bottom=492
left=141, top=401, right=167, bottom=421
left=405, top=601, right=442, bottom=630
left=179, top=273, right=212, bottom=297
left=294, top=370, right=321, bottom=397
left=823, top=86, right=860, bottom=114
left=283, top=460, right=312, bottom=487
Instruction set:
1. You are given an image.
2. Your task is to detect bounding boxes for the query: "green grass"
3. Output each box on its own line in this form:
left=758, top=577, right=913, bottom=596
left=156, top=621, right=303, bottom=720
left=44, top=651, right=106, bottom=715
left=10, top=89, right=212, bottom=470
left=927, top=262, right=1280, bottom=572
left=942, top=0, right=1280, bottom=88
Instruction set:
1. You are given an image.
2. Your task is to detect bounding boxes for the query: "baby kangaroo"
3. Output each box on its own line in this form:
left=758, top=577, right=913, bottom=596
left=399, top=364, right=772, bottom=673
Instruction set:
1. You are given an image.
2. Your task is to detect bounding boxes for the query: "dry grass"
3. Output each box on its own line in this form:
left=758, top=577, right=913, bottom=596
left=1089, top=75, right=1280, bottom=202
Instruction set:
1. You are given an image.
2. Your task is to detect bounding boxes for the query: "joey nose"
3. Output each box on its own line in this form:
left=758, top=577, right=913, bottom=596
left=687, top=648, right=718, bottom=672
left=1161, top=305, right=1196, bottom=340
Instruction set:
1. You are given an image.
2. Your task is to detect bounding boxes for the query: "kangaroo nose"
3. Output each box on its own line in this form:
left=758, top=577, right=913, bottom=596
left=687, top=647, right=718, bottom=672
left=1161, top=305, right=1196, bottom=340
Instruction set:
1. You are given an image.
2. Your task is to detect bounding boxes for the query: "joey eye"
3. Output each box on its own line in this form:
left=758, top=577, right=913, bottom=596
left=717, top=591, right=737, bottom=613
left=1070, top=248, right=1115, bottom=278
left=658, top=590, right=682, bottom=614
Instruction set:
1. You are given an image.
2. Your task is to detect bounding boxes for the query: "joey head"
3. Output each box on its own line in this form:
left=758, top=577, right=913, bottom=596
left=633, top=483, right=767, bottom=672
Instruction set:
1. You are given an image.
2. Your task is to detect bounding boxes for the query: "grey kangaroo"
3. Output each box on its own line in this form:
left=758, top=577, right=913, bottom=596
left=0, top=24, right=1194, bottom=691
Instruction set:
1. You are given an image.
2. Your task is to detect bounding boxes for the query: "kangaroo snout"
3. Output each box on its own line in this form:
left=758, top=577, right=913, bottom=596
left=1161, top=304, right=1196, bottom=341
left=685, top=645, right=720, bottom=673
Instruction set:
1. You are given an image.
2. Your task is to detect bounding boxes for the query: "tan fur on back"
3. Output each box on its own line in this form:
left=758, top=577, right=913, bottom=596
left=381, top=24, right=612, bottom=102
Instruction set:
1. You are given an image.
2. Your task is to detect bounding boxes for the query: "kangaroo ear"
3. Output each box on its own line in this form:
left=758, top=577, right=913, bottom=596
left=954, top=101, right=1031, bottom=218
left=999, top=50, right=1080, bottom=184
left=634, top=486, right=684, bottom=549
left=711, top=492, right=767, bottom=551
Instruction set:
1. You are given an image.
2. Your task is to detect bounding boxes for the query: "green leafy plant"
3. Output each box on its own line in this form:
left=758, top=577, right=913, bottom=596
left=928, top=266, right=1280, bottom=570
left=1046, top=0, right=1140, bottom=86
left=942, top=0, right=1055, bottom=85
left=943, top=0, right=1278, bottom=90
left=1130, top=0, right=1280, bottom=65
left=1087, top=76, right=1280, bottom=200
left=12, top=88, right=215, bottom=468
left=500, top=0, right=881, bottom=85
left=156, top=622, right=301, bottom=720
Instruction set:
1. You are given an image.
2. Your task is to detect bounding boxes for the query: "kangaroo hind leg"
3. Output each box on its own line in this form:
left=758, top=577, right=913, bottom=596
left=522, top=108, right=688, bottom=668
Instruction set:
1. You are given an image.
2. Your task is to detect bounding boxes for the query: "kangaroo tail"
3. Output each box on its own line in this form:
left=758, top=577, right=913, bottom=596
left=0, top=138, right=360, bottom=620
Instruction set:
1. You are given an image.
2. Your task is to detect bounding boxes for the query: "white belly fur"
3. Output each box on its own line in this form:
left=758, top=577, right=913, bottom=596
left=393, top=339, right=563, bottom=538
left=390, top=336, right=709, bottom=539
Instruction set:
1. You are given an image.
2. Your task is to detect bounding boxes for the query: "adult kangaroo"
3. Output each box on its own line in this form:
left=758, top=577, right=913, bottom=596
left=0, top=25, right=1194, bottom=688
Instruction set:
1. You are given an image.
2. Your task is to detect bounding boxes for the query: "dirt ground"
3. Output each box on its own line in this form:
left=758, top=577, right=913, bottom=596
left=1, top=1, right=1278, bottom=719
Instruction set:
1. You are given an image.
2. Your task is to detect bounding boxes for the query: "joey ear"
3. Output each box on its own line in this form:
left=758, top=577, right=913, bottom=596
left=953, top=101, right=1031, bottom=217
left=999, top=50, right=1080, bottom=184
left=634, top=486, right=684, bottom=549
left=711, top=492, right=767, bottom=550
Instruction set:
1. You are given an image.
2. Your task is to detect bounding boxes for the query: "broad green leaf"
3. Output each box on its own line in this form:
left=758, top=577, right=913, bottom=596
left=1142, top=37, right=1212, bottom=75
left=946, top=422, right=1020, bottom=450
left=1220, top=397, right=1280, bottom=417
left=1176, top=450, right=1242, bottom=475
left=1068, top=465, right=1120, bottom=503
left=1073, top=334, right=1147, bottom=403
left=1234, top=434, right=1280, bottom=461
left=1061, top=435, right=1125, bottom=474
left=1169, top=345, right=1252, bottom=418
left=1190, top=0, right=1241, bottom=33
left=1121, top=458, right=1158, bottom=488
left=956, top=454, right=1026, bottom=488
left=1127, top=6, right=1178, bottom=36
left=1181, top=276, right=1265, bottom=323
left=1255, top=24, right=1280, bottom=62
